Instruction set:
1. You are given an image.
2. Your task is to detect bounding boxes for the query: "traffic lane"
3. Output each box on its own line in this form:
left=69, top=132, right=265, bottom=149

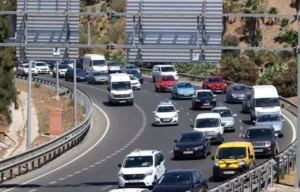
left=14, top=75, right=145, bottom=192
left=0, top=105, right=108, bottom=192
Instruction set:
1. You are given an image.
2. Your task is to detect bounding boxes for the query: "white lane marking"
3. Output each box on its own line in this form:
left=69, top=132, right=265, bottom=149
left=82, top=168, right=89, bottom=171
left=48, top=181, right=57, bottom=185
left=101, top=185, right=112, bottom=191
left=174, top=102, right=178, bottom=105
left=239, top=119, right=242, bottom=123
left=239, top=133, right=242, bottom=138
left=186, top=112, right=190, bottom=116
left=142, top=90, right=148, bottom=93
left=155, top=94, right=159, bottom=96
left=282, top=113, right=296, bottom=142
left=66, top=174, right=73, bottom=177
left=28, top=189, right=37, bottom=192
left=2, top=103, right=111, bottom=192
left=74, top=171, right=81, bottom=174
left=190, top=118, right=193, bottom=122
left=218, top=102, right=223, bottom=106
left=89, top=165, right=95, bottom=168
left=169, top=150, right=173, bottom=153
left=58, top=178, right=65, bottom=181
left=95, top=162, right=101, bottom=165
left=180, top=107, right=184, bottom=110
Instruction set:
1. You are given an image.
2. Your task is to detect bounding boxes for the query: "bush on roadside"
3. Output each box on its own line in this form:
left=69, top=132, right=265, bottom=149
left=222, top=34, right=240, bottom=58
left=107, top=19, right=125, bottom=44
left=110, top=0, right=126, bottom=12
left=104, top=51, right=126, bottom=64
left=257, top=65, right=288, bottom=85
left=172, top=63, right=220, bottom=77
left=219, top=56, right=259, bottom=85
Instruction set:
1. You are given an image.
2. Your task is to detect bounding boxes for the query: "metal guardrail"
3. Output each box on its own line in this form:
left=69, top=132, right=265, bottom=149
left=0, top=76, right=93, bottom=183
left=140, top=68, right=297, bottom=192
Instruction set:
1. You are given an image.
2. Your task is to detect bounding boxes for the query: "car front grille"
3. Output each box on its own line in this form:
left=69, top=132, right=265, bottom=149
left=252, top=141, right=267, bottom=147
left=114, top=94, right=131, bottom=98
left=123, top=174, right=145, bottom=180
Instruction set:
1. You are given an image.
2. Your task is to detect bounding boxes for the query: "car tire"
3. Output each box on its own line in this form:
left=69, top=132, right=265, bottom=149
left=213, top=176, right=221, bottom=182
left=203, top=149, right=207, bottom=159
left=52, top=73, right=55, bottom=78
left=130, top=101, right=134, bottom=106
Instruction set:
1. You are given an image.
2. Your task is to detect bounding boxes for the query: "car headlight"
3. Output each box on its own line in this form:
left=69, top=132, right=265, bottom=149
left=214, top=161, right=220, bottom=166
left=130, top=92, right=133, bottom=97
left=111, top=93, right=116, bottom=98
left=232, top=94, right=237, bottom=97
left=145, top=170, right=153, bottom=176
left=173, top=114, right=178, bottom=118
left=212, top=98, right=216, bottom=101
left=238, top=160, right=246, bottom=167
left=155, top=115, right=160, bottom=118
left=265, top=141, right=271, bottom=147
left=194, top=146, right=203, bottom=150
left=196, top=99, right=201, bottom=102
left=215, top=129, right=220, bottom=133
left=174, top=147, right=180, bottom=150
left=118, top=172, right=124, bottom=177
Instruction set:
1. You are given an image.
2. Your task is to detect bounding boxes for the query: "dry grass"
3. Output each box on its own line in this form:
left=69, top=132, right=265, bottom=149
left=279, top=166, right=297, bottom=186
left=15, top=81, right=85, bottom=135
left=288, top=97, right=297, bottom=104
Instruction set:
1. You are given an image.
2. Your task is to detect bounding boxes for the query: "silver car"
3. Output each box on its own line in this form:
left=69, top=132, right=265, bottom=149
left=226, top=83, right=247, bottom=103
left=255, top=112, right=284, bottom=137
left=107, top=61, right=121, bottom=73
left=212, top=106, right=237, bottom=132
left=87, top=71, right=109, bottom=84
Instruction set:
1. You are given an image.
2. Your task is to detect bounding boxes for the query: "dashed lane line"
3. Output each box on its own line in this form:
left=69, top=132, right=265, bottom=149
left=101, top=185, right=112, bottom=191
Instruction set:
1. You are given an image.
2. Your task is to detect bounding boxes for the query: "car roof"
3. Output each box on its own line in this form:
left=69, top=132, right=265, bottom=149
left=154, top=64, right=173, bottom=67
left=195, top=89, right=212, bottom=93
left=127, top=149, right=159, bottom=156
left=248, top=125, right=274, bottom=130
left=219, top=142, right=252, bottom=148
left=165, top=169, right=198, bottom=174
left=196, top=113, right=220, bottom=119
left=213, top=106, right=229, bottom=110
left=230, top=83, right=246, bottom=87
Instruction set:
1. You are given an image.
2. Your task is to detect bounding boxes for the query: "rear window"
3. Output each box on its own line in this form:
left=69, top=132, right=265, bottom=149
left=208, top=77, right=223, bottom=82
left=161, top=66, right=175, bottom=72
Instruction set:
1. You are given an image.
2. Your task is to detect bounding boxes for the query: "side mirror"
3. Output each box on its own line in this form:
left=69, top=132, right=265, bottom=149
left=249, top=154, right=254, bottom=159
left=190, top=124, right=194, bottom=128
left=213, top=95, right=217, bottom=97
left=221, top=122, right=226, bottom=126
left=118, top=164, right=122, bottom=167
left=233, top=114, right=237, bottom=117
left=174, top=140, right=178, bottom=143
left=107, top=87, right=111, bottom=91
left=211, top=156, right=215, bottom=160
left=176, top=110, right=180, bottom=113
left=192, top=95, right=196, bottom=98
left=152, top=111, right=156, bottom=114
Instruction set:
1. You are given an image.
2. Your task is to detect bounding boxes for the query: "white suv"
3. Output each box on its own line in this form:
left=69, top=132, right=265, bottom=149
left=151, top=65, right=178, bottom=82
left=118, top=149, right=166, bottom=188
left=191, top=113, right=224, bottom=144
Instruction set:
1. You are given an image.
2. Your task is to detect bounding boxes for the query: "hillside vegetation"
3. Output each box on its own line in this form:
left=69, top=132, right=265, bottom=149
left=79, top=0, right=298, bottom=97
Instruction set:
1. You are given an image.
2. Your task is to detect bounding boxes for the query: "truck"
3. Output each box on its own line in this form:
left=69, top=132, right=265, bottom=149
left=107, top=73, right=134, bottom=106
left=83, top=54, right=107, bottom=74
left=250, top=85, right=281, bottom=121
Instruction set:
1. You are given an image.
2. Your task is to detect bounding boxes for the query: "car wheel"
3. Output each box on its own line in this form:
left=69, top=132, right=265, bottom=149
left=130, top=101, right=134, bottom=106
left=203, top=149, right=207, bottom=159
left=53, top=73, right=55, bottom=77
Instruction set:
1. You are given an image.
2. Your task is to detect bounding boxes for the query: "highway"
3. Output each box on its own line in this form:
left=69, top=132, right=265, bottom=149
left=0, top=74, right=296, bottom=192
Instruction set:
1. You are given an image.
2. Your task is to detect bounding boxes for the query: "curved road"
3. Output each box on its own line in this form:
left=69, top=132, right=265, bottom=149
left=0, top=74, right=296, bottom=192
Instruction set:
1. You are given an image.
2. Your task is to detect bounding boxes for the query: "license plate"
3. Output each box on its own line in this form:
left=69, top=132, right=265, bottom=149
left=203, top=103, right=210, bottom=106
left=183, top=151, right=193, bottom=154
left=184, top=94, right=190, bottom=96
left=223, top=171, right=235, bottom=174
left=127, top=180, right=140, bottom=183
left=239, top=98, right=243, bottom=100
left=216, top=90, right=222, bottom=92
left=206, top=136, right=212, bottom=139
left=119, top=101, right=126, bottom=103
left=163, top=119, right=170, bottom=121
left=255, top=149, right=263, bottom=152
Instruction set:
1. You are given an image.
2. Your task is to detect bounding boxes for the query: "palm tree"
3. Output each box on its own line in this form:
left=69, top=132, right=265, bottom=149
left=241, top=0, right=266, bottom=46
left=222, top=0, right=242, bottom=36
left=266, top=7, right=280, bottom=25
left=291, top=0, right=300, bottom=12
left=281, top=29, right=298, bottom=47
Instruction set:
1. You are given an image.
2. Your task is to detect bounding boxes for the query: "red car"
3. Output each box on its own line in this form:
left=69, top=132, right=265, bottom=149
left=202, top=76, right=227, bottom=93
left=155, top=74, right=177, bottom=92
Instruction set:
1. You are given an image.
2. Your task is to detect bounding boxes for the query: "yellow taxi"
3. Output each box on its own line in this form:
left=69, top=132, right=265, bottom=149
left=211, top=142, right=256, bottom=181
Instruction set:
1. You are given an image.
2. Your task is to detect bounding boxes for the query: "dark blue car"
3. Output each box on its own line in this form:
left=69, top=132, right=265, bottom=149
left=153, top=169, right=208, bottom=192
left=65, top=68, right=86, bottom=82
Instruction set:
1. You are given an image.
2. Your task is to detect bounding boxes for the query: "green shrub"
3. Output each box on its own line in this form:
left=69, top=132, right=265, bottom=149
left=281, top=29, right=298, bottom=46
left=107, top=21, right=125, bottom=44
left=222, top=34, right=240, bottom=57
left=280, top=18, right=289, bottom=30
left=257, top=65, right=288, bottom=85
left=219, top=56, right=259, bottom=85
left=172, top=63, right=220, bottom=77
left=34, top=83, right=41, bottom=88
left=104, top=51, right=126, bottom=64
left=110, top=0, right=126, bottom=12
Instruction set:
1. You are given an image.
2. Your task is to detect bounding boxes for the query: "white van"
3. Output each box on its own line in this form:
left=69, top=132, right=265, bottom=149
left=83, top=54, right=107, bottom=73
left=107, top=73, right=134, bottom=105
left=250, top=85, right=281, bottom=121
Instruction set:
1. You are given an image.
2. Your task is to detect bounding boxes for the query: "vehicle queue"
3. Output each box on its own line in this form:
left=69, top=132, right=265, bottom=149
left=16, top=55, right=285, bottom=192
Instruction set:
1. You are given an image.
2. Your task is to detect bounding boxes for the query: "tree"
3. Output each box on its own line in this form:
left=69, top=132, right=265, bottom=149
left=222, top=0, right=241, bottom=36
left=219, top=55, right=259, bottom=85
left=281, top=29, right=298, bottom=47
left=266, top=7, right=279, bottom=26
left=222, top=34, right=240, bottom=58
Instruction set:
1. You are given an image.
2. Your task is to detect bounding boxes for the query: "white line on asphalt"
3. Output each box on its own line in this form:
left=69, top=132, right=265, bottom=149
left=174, top=102, right=178, bottom=105
left=89, top=165, right=95, bottom=168
left=2, top=103, right=111, bottom=192
left=239, top=119, right=242, bottom=123
left=181, top=107, right=184, bottom=110
left=186, top=112, right=190, bottom=116
left=28, top=189, right=37, bottom=192
left=48, top=181, right=57, bottom=185
left=190, top=118, right=193, bottom=122
left=240, top=126, right=243, bottom=130
left=218, top=103, right=223, bottom=106
left=239, top=133, right=242, bottom=138
left=169, top=150, right=173, bottom=153
left=66, top=174, right=73, bottom=177
left=58, top=178, right=65, bottom=181
left=101, top=185, right=112, bottom=191
left=142, top=90, right=148, bottom=93
left=74, top=171, right=81, bottom=174
left=155, top=94, right=159, bottom=96
left=95, top=162, right=101, bottom=165
left=82, top=168, right=89, bottom=171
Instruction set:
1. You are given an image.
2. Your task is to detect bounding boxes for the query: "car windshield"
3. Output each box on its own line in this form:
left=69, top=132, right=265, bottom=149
left=246, top=129, right=273, bottom=139
left=93, top=60, right=106, bottom=66
left=108, top=62, right=118, bottom=66
left=213, top=109, right=232, bottom=118
left=233, top=85, right=246, bottom=91
left=157, top=106, right=175, bottom=113
left=158, top=173, right=192, bottom=185
left=23, top=65, right=31, bottom=68
left=197, top=92, right=213, bottom=98
left=217, top=147, right=246, bottom=159
left=127, top=70, right=139, bottom=75
left=208, top=77, right=223, bottom=82
left=35, top=63, right=47, bottom=67
left=161, top=66, right=175, bottom=72
left=195, top=118, right=220, bottom=128
left=129, top=75, right=137, bottom=80
left=126, top=65, right=137, bottom=69
left=93, top=72, right=106, bottom=76
left=255, top=98, right=280, bottom=107
left=178, top=133, right=203, bottom=142
left=111, top=82, right=131, bottom=90
left=76, top=69, right=85, bottom=74
left=61, top=61, right=71, bottom=65
left=59, top=65, right=69, bottom=69
left=257, top=114, right=281, bottom=122
left=162, top=76, right=175, bottom=81
left=123, top=156, right=153, bottom=168
left=177, top=82, right=192, bottom=88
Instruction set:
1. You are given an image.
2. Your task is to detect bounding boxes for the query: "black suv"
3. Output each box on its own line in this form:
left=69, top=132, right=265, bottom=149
left=192, top=90, right=217, bottom=109
left=242, top=125, right=279, bottom=157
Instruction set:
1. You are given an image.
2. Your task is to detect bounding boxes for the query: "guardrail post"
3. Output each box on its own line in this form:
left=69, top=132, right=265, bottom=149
left=257, top=169, right=261, bottom=191
left=10, top=169, right=13, bottom=179
left=0, top=172, right=3, bottom=183
left=271, top=161, right=274, bottom=187
left=31, top=161, right=35, bottom=170
left=249, top=173, right=253, bottom=191
left=18, top=166, right=21, bottom=175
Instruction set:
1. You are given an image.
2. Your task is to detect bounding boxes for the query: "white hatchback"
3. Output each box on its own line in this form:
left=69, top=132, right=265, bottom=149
left=129, top=74, right=141, bottom=90
left=153, top=101, right=179, bottom=125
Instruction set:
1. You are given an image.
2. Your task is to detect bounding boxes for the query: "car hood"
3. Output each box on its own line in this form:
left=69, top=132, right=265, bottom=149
left=120, top=167, right=153, bottom=175
left=244, top=138, right=275, bottom=142
left=108, top=66, right=120, bottom=70
left=256, top=107, right=281, bottom=114
left=94, top=75, right=108, bottom=79
left=221, top=117, right=234, bottom=123
left=59, top=69, right=68, bottom=72
left=160, top=81, right=176, bottom=85
left=155, top=112, right=176, bottom=118
left=175, top=141, right=204, bottom=148
left=130, top=79, right=140, bottom=84
left=161, top=72, right=177, bottom=77
left=76, top=73, right=86, bottom=77
left=177, top=87, right=195, bottom=92
left=153, top=185, right=191, bottom=192
left=131, top=73, right=142, bottom=78
left=196, top=96, right=214, bottom=100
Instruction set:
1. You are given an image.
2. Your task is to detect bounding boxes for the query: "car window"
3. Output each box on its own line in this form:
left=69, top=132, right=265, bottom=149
left=197, top=92, right=213, bottom=98
left=129, top=75, right=137, bottom=80
left=233, top=85, right=246, bottom=91
left=35, top=62, right=47, bottom=67
left=158, top=153, right=164, bottom=163
left=248, top=147, right=251, bottom=156
left=257, top=114, right=280, bottom=122
left=217, top=147, right=246, bottom=159
left=195, top=118, right=220, bottom=128
left=213, top=109, right=232, bottom=118
left=246, top=129, right=273, bottom=139
left=124, top=156, right=153, bottom=168
left=195, top=171, right=201, bottom=179
left=192, top=172, right=198, bottom=183
left=155, top=154, right=160, bottom=165
left=158, top=173, right=192, bottom=185
left=161, top=66, right=175, bottom=72
left=208, top=77, right=223, bottom=82
left=178, top=133, right=203, bottom=142
left=161, top=76, right=175, bottom=81
left=157, top=106, right=175, bottom=112
left=177, top=82, right=192, bottom=88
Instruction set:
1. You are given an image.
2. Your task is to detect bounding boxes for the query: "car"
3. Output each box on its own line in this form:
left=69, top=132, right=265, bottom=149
left=202, top=76, right=227, bottom=93
left=121, top=64, right=140, bottom=73
left=61, top=60, right=74, bottom=68
left=242, top=125, right=279, bottom=157
left=255, top=112, right=285, bottom=137
left=191, top=90, right=216, bottom=109
left=152, top=169, right=208, bottom=192
left=191, top=113, right=224, bottom=144
left=87, top=71, right=108, bottom=84
left=173, top=131, right=211, bottom=159
left=107, top=61, right=121, bottom=73
left=52, top=64, right=70, bottom=78
left=155, top=74, right=177, bottom=92
left=152, top=101, right=179, bottom=126
left=242, top=92, right=251, bottom=113
left=17, top=63, right=38, bottom=76
left=65, top=68, right=87, bottom=82
left=226, top=83, right=247, bottom=103
left=212, top=142, right=256, bottom=181
left=152, top=65, right=178, bottom=82
left=38, top=60, right=55, bottom=70
left=129, top=74, right=141, bottom=90
left=76, top=56, right=83, bottom=69
left=126, top=69, right=143, bottom=84
left=117, top=149, right=166, bottom=188
left=171, top=81, right=195, bottom=99
left=109, top=189, right=150, bottom=192
left=33, top=61, right=50, bottom=74
left=212, top=106, right=237, bottom=132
